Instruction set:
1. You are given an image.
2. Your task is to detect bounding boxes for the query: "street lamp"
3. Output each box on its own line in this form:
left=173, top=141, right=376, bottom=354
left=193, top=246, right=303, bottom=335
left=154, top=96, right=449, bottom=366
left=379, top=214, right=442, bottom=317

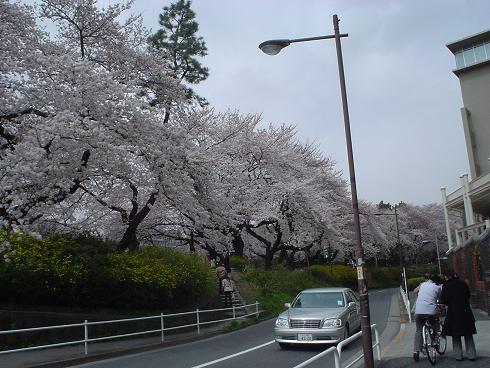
left=259, top=15, right=374, bottom=368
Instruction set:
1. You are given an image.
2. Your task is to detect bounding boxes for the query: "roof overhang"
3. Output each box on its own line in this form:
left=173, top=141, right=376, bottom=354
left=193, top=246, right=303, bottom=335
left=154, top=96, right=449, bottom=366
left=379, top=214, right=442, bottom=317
left=447, top=29, right=490, bottom=53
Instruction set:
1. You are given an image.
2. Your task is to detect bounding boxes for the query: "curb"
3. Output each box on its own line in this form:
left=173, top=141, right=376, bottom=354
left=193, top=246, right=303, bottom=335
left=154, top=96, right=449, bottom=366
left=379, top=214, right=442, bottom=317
left=28, top=335, right=212, bottom=368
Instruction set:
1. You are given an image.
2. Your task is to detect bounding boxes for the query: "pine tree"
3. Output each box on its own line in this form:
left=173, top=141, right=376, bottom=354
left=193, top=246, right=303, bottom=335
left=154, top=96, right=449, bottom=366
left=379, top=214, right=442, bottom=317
left=148, top=0, right=209, bottom=123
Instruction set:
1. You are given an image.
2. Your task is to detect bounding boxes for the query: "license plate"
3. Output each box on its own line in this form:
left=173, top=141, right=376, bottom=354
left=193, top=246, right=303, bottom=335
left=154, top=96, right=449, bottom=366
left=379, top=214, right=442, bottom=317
left=297, top=333, right=313, bottom=341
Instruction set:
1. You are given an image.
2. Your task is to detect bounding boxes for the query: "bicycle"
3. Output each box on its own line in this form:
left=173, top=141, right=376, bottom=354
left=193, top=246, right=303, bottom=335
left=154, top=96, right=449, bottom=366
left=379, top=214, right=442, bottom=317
left=422, top=306, right=447, bottom=365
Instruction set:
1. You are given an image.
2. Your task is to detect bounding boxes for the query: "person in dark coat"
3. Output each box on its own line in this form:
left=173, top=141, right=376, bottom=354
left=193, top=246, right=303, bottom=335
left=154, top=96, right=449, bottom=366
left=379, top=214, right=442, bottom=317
left=440, top=268, right=477, bottom=361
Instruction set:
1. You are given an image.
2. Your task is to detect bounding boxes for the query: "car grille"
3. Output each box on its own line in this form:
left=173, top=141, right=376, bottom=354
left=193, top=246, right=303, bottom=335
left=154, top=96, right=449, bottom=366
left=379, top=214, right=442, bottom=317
left=289, top=319, right=322, bottom=329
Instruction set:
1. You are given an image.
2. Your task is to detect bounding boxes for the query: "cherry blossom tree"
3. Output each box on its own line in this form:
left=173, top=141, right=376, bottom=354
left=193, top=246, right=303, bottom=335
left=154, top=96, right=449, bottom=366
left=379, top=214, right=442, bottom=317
left=0, top=0, right=188, bottom=252
left=1, top=1, right=460, bottom=267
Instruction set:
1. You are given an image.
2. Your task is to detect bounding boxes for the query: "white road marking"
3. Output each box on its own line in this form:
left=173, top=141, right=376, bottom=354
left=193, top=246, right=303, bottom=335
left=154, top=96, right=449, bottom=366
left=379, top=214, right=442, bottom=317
left=190, top=340, right=276, bottom=368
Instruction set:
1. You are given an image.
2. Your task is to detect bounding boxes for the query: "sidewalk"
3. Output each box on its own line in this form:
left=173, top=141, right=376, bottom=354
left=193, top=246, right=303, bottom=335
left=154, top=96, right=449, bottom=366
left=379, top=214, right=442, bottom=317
left=378, top=310, right=490, bottom=367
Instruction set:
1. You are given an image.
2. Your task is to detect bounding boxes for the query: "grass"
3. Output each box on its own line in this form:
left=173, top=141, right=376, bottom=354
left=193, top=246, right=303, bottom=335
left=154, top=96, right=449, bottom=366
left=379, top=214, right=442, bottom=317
left=241, top=265, right=324, bottom=317
left=240, top=263, right=408, bottom=317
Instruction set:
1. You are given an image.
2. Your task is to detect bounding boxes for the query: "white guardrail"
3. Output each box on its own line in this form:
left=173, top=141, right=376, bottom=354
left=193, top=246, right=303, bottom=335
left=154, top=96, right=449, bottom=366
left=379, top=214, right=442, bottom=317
left=293, top=324, right=381, bottom=368
left=0, top=302, right=260, bottom=356
left=399, top=285, right=412, bottom=323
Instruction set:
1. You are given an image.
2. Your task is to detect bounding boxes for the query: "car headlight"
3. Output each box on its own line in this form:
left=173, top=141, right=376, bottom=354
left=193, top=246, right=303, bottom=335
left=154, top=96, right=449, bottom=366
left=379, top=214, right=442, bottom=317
left=322, top=318, right=342, bottom=328
left=275, top=317, right=289, bottom=328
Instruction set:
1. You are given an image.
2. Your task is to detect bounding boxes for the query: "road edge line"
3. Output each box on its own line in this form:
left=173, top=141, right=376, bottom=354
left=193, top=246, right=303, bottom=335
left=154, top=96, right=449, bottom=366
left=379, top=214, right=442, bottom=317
left=191, top=340, right=276, bottom=368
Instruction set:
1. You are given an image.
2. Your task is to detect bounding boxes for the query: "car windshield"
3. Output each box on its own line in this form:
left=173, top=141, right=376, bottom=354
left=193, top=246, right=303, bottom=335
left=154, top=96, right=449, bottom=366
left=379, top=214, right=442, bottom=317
left=292, top=292, right=345, bottom=308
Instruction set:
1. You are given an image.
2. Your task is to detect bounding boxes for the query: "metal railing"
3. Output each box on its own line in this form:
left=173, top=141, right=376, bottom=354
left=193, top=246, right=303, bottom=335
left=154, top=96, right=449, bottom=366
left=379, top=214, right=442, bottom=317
left=292, top=324, right=381, bottom=368
left=400, top=285, right=412, bottom=323
left=0, top=302, right=260, bottom=356
left=455, top=219, right=490, bottom=247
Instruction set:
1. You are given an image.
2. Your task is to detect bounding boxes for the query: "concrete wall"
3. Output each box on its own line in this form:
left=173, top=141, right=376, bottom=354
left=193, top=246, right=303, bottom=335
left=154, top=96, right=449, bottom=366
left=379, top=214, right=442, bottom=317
left=458, top=66, right=490, bottom=179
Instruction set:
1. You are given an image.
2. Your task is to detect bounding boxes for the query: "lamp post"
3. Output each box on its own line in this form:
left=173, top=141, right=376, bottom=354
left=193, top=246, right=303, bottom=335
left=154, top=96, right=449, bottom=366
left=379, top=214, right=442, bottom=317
left=259, top=14, right=374, bottom=368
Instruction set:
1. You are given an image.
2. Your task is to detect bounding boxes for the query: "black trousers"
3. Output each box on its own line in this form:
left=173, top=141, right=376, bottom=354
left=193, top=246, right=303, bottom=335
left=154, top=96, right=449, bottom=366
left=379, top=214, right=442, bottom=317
left=224, top=291, right=233, bottom=307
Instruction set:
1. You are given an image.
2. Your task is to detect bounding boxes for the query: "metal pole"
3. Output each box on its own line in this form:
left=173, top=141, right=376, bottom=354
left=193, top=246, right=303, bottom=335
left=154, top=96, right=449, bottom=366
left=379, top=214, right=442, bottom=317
left=333, top=14, right=373, bottom=368
left=84, top=320, right=88, bottom=355
left=374, top=326, right=381, bottom=360
left=435, top=234, right=441, bottom=275
left=394, top=205, right=405, bottom=292
left=394, top=206, right=402, bottom=269
left=161, top=313, right=165, bottom=342
left=402, top=267, right=412, bottom=323
left=333, top=350, right=341, bottom=368
left=196, top=309, right=200, bottom=336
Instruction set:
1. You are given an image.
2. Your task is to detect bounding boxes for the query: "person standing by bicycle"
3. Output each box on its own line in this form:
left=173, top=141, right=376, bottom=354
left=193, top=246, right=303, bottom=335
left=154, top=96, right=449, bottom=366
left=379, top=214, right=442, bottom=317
left=413, top=273, right=441, bottom=361
left=440, top=268, right=477, bottom=361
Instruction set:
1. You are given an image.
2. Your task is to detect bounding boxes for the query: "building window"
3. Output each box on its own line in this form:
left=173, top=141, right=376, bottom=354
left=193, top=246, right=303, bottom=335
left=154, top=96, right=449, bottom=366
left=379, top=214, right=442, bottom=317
left=455, top=51, right=465, bottom=68
left=454, top=39, right=490, bottom=69
left=474, top=43, right=486, bottom=63
left=463, top=47, right=476, bottom=65
left=485, top=41, right=490, bottom=60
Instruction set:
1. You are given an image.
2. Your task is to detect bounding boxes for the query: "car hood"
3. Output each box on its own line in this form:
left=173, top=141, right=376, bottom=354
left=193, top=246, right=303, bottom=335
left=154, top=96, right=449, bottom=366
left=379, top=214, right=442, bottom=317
left=278, top=307, right=344, bottom=320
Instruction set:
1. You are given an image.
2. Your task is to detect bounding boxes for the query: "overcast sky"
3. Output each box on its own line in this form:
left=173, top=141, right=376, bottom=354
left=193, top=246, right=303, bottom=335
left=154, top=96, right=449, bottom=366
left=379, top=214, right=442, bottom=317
left=41, top=0, right=490, bottom=205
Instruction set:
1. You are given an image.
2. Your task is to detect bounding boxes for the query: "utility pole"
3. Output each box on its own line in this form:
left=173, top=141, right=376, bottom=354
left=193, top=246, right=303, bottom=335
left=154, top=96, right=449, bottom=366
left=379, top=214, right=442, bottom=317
left=259, top=15, right=374, bottom=368
left=333, top=15, right=374, bottom=368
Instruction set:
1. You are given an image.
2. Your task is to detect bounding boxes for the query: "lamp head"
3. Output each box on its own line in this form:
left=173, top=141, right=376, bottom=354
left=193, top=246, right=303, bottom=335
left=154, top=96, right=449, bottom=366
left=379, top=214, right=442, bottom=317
left=258, top=39, right=291, bottom=55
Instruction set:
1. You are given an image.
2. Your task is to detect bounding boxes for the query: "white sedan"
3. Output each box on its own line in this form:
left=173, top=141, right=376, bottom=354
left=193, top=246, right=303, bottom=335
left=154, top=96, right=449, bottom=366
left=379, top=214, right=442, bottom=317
left=274, top=287, right=361, bottom=348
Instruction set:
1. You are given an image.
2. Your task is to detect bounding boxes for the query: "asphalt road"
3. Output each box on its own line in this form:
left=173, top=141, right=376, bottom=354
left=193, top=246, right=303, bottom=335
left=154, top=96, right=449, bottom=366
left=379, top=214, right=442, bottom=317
left=70, top=288, right=397, bottom=368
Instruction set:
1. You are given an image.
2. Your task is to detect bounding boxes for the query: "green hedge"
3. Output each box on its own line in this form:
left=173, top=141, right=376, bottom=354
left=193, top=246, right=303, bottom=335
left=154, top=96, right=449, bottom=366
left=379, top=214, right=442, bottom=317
left=407, top=277, right=425, bottom=291
left=366, top=267, right=401, bottom=288
left=241, top=264, right=405, bottom=316
left=241, top=265, right=324, bottom=316
left=309, top=264, right=358, bottom=289
left=229, top=255, right=247, bottom=271
left=0, top=230, right=215, bottom=310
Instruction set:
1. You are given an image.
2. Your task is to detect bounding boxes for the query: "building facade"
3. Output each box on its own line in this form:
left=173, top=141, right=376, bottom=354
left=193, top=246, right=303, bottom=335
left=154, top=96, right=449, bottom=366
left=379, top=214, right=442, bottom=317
left=441, top=29, right=490, bottom=315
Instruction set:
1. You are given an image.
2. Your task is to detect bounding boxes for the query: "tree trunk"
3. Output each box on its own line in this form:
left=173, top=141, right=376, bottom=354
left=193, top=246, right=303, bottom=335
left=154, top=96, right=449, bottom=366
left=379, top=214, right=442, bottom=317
left=264, top=246, right=273, bottom=270
left=116, top=190, right=159, bottom=252
left=231, top=230, right=245, bottom=256
left=189, top=231, right=196, bottom=252
left=117, top=225, right=139, bottom=251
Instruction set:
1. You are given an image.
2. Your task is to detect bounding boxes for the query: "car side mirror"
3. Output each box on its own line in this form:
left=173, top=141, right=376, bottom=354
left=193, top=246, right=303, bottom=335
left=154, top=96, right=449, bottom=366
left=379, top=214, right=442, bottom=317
left=284, top=303, right=291, bottom=309
left=348, top=302, right=355, bottom=308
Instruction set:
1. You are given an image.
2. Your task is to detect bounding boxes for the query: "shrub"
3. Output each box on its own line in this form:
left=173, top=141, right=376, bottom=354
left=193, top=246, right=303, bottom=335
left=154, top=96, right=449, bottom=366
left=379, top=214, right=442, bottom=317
left=0, top=230, right=216, bottom=311
left=366, top=267, right=401, bottom=288
left=242, top=265, right=323, bottom=316
left=229, top=255, right=247, bottom=271
left=406, top=265, right=438, bottom=279
left=407, top=277, right=425, bottom=291
left=309, top=264, right=357, bottom=289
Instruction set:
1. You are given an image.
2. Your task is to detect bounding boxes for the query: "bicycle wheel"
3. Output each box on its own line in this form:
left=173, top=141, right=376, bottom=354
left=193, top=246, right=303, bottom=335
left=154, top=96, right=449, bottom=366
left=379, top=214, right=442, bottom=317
left=436, top=334, right=447, bottom=355
left=423, top=324, right=437, bottom=365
